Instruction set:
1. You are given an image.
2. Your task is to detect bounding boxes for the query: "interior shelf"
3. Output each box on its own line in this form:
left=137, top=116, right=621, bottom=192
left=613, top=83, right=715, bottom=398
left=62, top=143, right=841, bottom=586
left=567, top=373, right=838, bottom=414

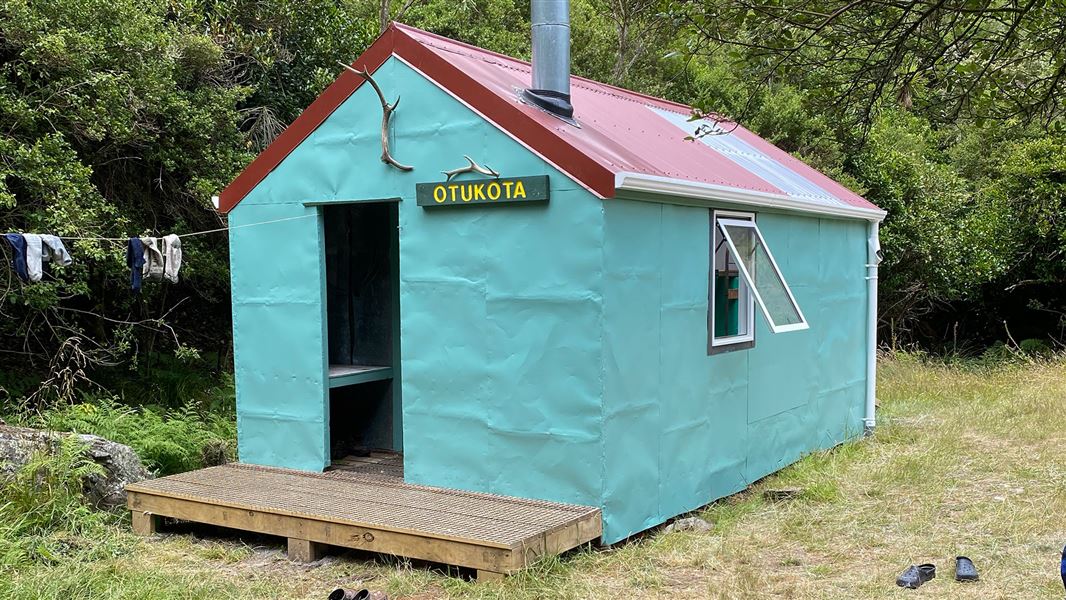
left=328, top=364, right=393, bottom=388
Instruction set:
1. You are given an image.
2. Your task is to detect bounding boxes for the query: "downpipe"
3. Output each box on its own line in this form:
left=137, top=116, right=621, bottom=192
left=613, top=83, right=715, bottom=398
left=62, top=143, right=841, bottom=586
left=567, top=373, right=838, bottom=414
left=864, top=221, right=882, bottom=436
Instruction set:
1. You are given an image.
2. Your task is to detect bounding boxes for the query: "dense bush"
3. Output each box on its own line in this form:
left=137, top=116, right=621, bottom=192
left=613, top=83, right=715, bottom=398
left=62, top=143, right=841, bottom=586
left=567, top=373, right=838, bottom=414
left=1, top=0, right=1064, bottom=400
left=31, top=398, right=237, bottom=475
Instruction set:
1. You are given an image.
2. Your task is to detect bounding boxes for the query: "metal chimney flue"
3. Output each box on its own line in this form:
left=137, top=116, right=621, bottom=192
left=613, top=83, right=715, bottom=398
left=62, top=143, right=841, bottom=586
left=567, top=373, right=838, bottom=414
left=522, top=0, right=574, bottom=120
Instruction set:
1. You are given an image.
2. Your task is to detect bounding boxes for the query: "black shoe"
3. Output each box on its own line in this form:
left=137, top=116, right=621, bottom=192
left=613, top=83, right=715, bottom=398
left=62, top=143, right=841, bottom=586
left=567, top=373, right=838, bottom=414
left=896, top=563, right=936, bottom=589
left=955, top=556, right=979, bottom=581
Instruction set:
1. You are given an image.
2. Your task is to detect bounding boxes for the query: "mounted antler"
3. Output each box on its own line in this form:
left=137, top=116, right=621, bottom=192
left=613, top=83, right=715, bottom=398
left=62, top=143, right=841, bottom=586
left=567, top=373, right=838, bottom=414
left=442, top=155, right=500, bottom=181
left=338, top=61, right=413, bottom=172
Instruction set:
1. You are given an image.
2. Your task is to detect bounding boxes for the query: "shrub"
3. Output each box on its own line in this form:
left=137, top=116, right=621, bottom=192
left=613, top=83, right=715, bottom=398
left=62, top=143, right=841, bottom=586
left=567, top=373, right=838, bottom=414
left=33, top=397, right=236, bottom=476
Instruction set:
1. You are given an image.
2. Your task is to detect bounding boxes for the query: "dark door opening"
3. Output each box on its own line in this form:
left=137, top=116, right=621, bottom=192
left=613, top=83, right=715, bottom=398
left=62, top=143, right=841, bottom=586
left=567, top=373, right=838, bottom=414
left=323, top=201, right=402, bottom=465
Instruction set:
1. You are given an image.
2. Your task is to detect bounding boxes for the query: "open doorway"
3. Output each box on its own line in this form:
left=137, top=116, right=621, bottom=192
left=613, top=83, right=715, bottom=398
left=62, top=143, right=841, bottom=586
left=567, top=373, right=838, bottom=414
left=323, top=201, right=402, bottom=471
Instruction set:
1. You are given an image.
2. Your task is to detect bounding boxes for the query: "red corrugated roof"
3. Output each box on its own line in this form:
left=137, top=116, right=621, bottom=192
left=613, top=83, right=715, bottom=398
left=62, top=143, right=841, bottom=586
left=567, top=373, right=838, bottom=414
left=218, top=23, right=880, bottom=216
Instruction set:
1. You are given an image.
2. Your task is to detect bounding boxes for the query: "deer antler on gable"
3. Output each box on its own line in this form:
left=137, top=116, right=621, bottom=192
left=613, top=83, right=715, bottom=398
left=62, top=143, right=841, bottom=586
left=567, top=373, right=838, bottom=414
left=442, top=155, right=500, bottom=181
left=338, top=62, right=414, bottom=172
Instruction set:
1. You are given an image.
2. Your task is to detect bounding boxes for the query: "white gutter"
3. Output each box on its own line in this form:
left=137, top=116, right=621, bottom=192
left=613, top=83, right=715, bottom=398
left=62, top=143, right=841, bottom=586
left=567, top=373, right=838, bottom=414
left=614, top=172, right=887, bottom=222
left=864, top=221, right=882, bottom=435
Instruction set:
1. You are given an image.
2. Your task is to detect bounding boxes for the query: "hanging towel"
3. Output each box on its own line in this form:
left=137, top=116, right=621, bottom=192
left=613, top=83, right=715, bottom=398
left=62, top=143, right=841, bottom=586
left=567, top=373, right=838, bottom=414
left=141, top=237, right=164, bottom=281
left=161, top=234, right=182, bottom=283
left=40, top=235, right=72, bottom=266
left=126, top=238, right=145, bottom=291
left=2, top=233, right=29, bottom=282
left=23, top=234, right=43, bottom=282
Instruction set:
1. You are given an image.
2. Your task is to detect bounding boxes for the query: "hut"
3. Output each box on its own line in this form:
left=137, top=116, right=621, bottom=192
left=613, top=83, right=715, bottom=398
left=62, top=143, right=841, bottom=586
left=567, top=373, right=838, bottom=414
left=213, top=17, right=886, bottom=546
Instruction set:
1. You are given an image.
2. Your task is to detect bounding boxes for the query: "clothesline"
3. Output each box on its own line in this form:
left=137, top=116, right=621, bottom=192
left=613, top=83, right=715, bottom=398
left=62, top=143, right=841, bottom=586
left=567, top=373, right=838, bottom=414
left=55, top=213, right=318, bottom=242
left=5, top=213, right=320, bottom=288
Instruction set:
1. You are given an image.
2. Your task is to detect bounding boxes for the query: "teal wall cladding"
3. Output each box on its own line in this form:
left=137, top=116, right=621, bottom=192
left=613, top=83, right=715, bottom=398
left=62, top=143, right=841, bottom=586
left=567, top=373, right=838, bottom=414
left=600, top=200, right=867, bottom=543
left=230, top=57, right=606, bottom=508
left=229, top=201, right=329, bottom=471
left=230, top=55, right=869, bottom=545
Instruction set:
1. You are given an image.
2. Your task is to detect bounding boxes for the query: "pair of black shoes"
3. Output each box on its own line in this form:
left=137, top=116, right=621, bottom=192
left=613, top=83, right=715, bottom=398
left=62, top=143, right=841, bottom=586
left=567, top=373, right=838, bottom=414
left=896, top=556, right=979, bottom=589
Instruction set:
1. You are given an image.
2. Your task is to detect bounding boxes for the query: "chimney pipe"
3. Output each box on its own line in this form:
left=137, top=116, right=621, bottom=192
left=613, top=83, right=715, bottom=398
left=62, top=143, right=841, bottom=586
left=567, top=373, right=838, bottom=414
left=522, top=0, right=574, bottom=120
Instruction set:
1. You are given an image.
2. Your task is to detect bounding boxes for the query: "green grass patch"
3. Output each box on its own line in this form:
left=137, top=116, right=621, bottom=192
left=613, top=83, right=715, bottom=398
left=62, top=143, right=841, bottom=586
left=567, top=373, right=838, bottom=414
left=1, top=353, right=1064, bottom=599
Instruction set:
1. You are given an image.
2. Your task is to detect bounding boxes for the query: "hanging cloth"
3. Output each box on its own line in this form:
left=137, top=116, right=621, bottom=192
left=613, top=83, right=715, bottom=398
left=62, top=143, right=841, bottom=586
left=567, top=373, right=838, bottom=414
left=23, top=234, right=43, bottom=282
left=40, top=235, right=72, bottom=266
left=2, top=233, right=29, bottom=282
left=161, top=234, right=182, bottom=283
left=126, top=238, right=145, bottom=291
left=141, top=237, right=164, bottom=282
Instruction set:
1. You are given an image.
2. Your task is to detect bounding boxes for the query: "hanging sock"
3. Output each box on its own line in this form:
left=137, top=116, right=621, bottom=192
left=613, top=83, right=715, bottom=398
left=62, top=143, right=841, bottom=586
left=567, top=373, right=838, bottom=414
left=141, top=237, right=164, bottom=282
left=161, top=234, right=182, bottom=283
left=126, top=238, right=145, bottom=291
left=40, top=235, right=72, bottom=266
left=23, top=234, right=43, bottom=282
left=2, top=233, right=29, bottom=282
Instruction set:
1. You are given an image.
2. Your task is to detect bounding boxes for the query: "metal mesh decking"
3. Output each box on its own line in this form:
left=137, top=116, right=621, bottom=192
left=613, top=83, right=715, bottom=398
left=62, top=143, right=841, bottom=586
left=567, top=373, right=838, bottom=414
left=127, top=463, right=598, bottom=548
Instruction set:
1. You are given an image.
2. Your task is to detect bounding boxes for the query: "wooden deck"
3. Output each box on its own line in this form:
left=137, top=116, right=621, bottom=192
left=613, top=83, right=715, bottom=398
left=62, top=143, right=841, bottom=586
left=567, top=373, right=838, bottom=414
left=125, top=463, right=601, bottom=578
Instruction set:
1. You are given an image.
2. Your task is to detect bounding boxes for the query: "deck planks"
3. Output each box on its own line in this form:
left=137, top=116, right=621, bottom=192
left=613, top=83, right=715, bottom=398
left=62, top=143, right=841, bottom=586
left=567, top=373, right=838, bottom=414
left=126, top=463, right=600, bottom=577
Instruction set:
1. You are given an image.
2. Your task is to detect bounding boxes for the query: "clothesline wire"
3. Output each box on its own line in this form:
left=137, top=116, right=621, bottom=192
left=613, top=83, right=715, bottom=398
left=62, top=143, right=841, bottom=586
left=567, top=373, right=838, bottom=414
left=52, top=213, right=318, bottom=242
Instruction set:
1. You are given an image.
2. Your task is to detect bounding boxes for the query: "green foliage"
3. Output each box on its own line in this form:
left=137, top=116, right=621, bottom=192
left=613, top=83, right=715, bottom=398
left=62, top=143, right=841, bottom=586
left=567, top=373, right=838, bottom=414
left=0, top=436, right=117, bottom=568
left=852, top=112, right=1011, bottom=327
left=0, top=0, right=251, bottom=378
left=1, top=0, right=1063, bottom=387
left=33, top=398, right=237, bottom=476
left=403, top=0, right=531, bottom=59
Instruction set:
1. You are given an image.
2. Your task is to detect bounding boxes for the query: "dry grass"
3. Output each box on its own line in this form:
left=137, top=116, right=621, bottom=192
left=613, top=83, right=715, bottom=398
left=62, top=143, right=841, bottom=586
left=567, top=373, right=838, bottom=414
left=3, top=354, right=1064, bottom=599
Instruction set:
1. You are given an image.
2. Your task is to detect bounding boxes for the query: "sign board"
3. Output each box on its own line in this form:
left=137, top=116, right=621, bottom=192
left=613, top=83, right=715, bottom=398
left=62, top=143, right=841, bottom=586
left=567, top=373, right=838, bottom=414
left=416, top=176, right=549, bottom=207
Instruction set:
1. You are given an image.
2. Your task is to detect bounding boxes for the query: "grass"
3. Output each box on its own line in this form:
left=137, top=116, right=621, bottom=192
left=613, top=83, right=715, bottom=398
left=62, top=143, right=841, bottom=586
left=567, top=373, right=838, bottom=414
left=2, top=353, right=1064, bottom=599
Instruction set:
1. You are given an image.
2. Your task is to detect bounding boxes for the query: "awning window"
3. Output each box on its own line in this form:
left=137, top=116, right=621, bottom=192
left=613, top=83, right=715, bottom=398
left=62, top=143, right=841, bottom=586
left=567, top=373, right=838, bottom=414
left=716, top=218, right=808, bottom=333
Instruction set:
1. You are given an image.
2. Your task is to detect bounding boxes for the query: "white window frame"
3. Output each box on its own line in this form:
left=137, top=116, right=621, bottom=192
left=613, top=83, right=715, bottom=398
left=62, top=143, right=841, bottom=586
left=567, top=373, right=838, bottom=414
left=717, top=217, right=809, bottom=334
left=710, top=210, right=757, bottom=348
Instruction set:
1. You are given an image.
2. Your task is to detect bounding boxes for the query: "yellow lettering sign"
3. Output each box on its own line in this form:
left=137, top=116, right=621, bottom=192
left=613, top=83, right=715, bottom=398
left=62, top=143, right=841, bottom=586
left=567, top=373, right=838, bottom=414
left=416, top=176, right=547, bottom=206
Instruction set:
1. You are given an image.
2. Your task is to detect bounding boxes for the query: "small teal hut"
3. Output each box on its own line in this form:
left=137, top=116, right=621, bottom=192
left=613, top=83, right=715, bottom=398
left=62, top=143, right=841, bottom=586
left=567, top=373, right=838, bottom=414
left=218, top=21, right=885, bottom=544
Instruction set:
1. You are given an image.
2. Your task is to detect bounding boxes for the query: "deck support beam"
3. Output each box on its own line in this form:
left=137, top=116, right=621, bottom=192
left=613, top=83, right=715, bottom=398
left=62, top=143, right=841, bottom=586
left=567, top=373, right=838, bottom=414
left=288, top=538, right=327, bottom=562
left=131, top=511, right=160, bottom=535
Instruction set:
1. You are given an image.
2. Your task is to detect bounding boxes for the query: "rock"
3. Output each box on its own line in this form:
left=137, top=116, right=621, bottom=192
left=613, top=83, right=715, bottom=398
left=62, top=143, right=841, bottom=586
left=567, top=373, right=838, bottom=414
left=0, top=425, right=151, bottom=507
left=663, top=516, right=713, bottom=534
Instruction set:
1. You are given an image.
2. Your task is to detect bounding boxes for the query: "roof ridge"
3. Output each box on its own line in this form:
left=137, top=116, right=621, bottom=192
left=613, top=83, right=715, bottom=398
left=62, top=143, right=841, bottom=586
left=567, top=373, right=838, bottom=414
left=218, top=21, right=879, bottom=216
left=393, top=22, right=700, bottom=116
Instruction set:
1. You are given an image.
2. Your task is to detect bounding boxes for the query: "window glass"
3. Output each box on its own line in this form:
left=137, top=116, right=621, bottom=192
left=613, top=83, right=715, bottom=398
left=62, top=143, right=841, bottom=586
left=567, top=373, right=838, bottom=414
left=711, top=212, right=753, bottom=345
left=717, top=219, right=808, bottom=333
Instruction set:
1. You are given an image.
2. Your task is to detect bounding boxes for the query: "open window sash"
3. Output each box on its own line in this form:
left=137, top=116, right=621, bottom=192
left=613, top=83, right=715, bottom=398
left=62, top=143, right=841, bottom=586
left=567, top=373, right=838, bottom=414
left=716, top=218, right=809, bottom=334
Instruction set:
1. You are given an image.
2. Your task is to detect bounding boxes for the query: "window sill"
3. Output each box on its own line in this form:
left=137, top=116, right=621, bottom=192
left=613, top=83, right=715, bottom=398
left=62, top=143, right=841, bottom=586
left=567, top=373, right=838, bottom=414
left=707, top=339, right=755, bottom=356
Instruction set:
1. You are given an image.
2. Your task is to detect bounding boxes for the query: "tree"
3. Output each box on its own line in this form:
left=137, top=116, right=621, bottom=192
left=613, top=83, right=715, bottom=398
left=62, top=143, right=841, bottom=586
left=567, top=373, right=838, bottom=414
left=676, top=0, right=1066, bottom=131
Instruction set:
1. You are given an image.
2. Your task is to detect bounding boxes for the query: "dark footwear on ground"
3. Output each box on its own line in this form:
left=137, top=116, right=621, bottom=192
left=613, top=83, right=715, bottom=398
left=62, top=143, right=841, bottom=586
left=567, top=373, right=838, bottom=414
left=327, top=589, right=369, bottom=600
left=955, top=556, right=979, bottom=581
left=896, top=563, right=936, bottom=589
